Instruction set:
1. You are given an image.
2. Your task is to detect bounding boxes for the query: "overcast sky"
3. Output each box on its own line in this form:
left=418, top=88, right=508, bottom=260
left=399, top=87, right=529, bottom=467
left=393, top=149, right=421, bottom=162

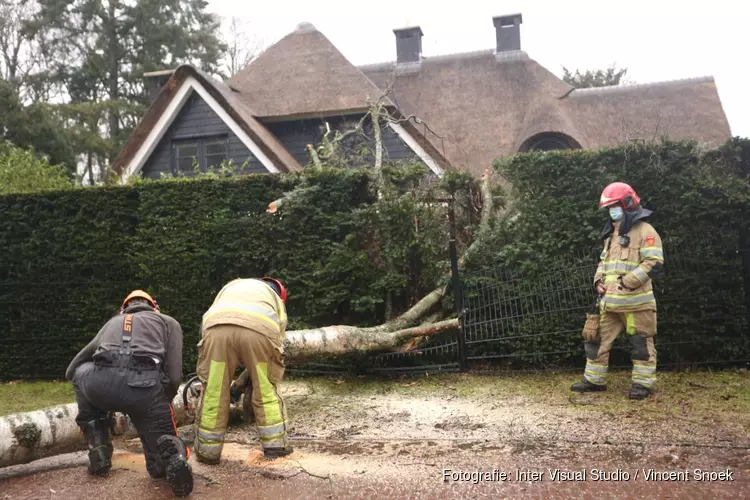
left=207, top=0, right=748, bottom=138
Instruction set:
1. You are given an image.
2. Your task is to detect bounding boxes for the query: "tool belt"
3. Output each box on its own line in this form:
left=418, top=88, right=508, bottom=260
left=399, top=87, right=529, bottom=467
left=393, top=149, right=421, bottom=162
left=92, top=350, right=160, bottom=370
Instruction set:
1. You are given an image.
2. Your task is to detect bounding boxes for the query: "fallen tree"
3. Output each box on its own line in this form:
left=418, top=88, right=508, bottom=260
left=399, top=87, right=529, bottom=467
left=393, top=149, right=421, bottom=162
left=0, top=317, right=461, bottom=468
left=0, top=99, right=496, bottom=469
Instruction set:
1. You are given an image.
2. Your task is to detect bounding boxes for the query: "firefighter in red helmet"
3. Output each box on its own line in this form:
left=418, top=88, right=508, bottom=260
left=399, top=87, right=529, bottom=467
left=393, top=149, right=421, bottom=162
left=193, top=277, right=292, bottom=463
left=571, top=182, right=664, bottom=400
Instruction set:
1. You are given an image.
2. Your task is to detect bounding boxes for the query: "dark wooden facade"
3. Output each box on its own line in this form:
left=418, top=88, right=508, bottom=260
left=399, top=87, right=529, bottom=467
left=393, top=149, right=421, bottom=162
left=265, top=114, right=420, bottom=168
left=141, top=91, right=266, bottom=179
left=140, top=96, right=423, bottom=179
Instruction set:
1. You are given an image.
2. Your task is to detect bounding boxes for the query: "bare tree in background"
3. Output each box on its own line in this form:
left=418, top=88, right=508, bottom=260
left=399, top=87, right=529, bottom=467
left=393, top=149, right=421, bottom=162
left=0, top=0, right=56, bottom=101
left=223, top=16, right=264, bottom=77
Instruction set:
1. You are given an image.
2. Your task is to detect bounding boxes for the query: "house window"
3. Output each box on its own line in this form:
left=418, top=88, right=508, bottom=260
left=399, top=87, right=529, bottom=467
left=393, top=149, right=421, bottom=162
left=528, top=137, right=571, bottom=151
left=172, top=136, right=228, bottom=173
left=204, top=139, right=228, bottom=169
left=176, top=142, right=199, bottom=172
left=518, top=132, right=583, bottom=153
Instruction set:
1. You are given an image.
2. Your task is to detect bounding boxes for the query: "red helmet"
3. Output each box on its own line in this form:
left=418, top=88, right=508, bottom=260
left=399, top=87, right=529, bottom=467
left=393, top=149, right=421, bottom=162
left=599, top=182, right=640, bottom=211
left=260, top=277, right=287, bottom=303
left=121, top=289, right=159, bottom=313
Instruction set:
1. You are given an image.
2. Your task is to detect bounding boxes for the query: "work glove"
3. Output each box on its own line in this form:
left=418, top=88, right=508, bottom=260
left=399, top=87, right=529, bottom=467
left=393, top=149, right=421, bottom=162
left=581, top=297, right=601, bottom=343
left=582, top=313, right=600, bottom=343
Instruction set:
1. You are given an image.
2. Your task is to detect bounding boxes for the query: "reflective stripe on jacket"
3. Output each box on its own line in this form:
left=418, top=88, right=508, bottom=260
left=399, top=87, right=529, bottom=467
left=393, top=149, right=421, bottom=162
left=201, top=279, right=288, bottom=341
left=594, top=221, right=664, bottom=312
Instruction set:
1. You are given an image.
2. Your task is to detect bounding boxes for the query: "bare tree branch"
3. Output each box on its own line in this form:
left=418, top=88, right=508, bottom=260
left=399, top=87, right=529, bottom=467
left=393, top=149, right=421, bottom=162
left=222, top=16, right=263, bottom=77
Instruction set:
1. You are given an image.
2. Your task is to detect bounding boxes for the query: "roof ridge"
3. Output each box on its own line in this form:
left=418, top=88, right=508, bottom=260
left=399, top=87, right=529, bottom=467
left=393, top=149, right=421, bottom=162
left=358, top=48, right=532, bottom=71
left=568, top=76, right=715, bottom=96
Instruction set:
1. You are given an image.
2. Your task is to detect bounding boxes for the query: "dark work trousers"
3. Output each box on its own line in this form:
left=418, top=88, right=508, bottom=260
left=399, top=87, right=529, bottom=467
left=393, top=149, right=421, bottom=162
left=72, top=352, right=181, bottom=477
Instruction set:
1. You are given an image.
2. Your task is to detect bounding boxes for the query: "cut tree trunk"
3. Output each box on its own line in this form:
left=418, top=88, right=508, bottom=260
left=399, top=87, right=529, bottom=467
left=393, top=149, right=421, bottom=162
left=0, top=317, right=459, bottom=469
left=0, top=403, right=139, bottom=468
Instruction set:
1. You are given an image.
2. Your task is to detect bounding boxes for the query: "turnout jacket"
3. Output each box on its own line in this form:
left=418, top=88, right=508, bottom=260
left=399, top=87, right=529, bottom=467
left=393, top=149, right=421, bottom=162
left=594, top=217, right=664, bottom=313
left=65, top=303, right=184, bottom=396
left=201, top=278, right=288, bottom=342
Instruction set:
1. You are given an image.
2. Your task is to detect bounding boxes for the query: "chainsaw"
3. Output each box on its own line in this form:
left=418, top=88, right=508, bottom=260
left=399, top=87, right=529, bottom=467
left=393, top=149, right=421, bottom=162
left=181, top=371, right=255, bottom=423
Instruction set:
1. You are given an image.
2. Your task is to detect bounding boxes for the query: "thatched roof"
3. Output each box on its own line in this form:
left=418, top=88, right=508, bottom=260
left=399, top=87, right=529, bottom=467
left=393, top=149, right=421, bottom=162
left=118, top=21, right=731, bottom=181
left=228, top=22, right=387, bottom=119
left=360, top=50, right=731, bottom=177
left=113, top=65, right=303, bottom=176
left=563, top=77, right=730, bottom=148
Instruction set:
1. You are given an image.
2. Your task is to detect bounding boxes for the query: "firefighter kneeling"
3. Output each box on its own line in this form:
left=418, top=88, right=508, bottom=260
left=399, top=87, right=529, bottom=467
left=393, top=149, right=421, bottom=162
left=193, top=277, right=292, bottom=464
left=65, top=290, right=193, bottom=497
left=571, top=182, right=664, bottom=400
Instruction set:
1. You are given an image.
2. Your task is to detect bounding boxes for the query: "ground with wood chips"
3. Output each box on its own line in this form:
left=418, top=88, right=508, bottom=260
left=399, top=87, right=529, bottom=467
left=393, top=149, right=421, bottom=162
left=1, top=370, right=749, bottom=499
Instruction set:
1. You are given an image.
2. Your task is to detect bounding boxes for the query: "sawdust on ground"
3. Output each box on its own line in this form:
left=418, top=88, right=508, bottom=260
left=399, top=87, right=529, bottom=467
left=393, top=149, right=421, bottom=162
left=1, top=374, right=749, bottom=499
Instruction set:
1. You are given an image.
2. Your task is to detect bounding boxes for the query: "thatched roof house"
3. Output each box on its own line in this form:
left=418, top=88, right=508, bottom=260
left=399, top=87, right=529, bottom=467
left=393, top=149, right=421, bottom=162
left=114, top=13, right=731, bottom=181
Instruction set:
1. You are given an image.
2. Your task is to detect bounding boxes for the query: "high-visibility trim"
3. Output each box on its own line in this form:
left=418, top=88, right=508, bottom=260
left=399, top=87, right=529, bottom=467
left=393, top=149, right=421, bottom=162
left=194, top=438, right=223, bottom=460
left=601, top=291, right=656, bottom=308
left=631, top=363, right=657, bottom=388
left=202, top=302, right=280, bottom=330
left=625, top=313, right=637, bottom=335
left=258, top=422, right=286, bottom=436
left=196, top=437, right=223, bottom=448
left=632, top=364, right=656, bottom=374
left=200, top=360, right=225, bottom=429
left=197, top=428, right=224, bottom=441
left=602, top=260, right=640, bottom=273
left=584, top=361, right=608, bottom=385
left=255, top=362, right=283, bottom=425
left=631, top=266, right=650, bottom=284
left=640, top=247, right=664, bottom=261
left=259, top=430, right=286, bottom=439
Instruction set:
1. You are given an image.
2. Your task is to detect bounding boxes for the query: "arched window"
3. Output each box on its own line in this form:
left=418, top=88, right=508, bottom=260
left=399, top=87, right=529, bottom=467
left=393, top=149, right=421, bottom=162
left=518, top=132, right=582, bottom=153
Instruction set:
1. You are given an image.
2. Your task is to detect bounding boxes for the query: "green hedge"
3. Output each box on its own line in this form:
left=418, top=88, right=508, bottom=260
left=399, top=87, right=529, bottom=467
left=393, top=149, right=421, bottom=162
left=462, top=138, right=750, bottom=369
left=0, top=165, right=478, bottom=379
left=3, top=139, right=749, bottom=379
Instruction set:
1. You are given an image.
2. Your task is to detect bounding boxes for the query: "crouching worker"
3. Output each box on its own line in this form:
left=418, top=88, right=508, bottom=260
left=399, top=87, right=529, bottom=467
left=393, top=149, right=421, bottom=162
left=194, top=277, right=292, bottom=464
left=65, top=290, right=193, bottom=497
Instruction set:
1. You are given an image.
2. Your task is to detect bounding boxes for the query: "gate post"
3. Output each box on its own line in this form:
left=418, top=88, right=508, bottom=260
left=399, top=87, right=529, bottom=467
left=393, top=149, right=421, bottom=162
left=448, top=195, right=469, bottom=371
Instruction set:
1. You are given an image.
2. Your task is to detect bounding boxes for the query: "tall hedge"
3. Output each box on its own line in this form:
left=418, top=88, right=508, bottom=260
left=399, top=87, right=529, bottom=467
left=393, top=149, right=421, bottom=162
left=462, top=138, right=750, bottom=369
left=0, top=165, right=478, bottom=379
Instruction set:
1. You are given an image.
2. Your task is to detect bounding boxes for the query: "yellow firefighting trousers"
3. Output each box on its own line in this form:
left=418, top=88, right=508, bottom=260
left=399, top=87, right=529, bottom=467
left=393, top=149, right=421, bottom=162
left=583, top=310, right=657, bottom=389
left=193, top=324, right=289, bottom=463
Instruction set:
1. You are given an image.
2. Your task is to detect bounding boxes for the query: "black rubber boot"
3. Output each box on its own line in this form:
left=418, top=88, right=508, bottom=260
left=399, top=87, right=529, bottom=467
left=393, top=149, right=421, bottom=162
left=138, top=434, right=166, bottom=478
left=156, top=435, right=194, bottom=497
left=82, top=418, right=113, bottom=476
left=570, top=379, right=607, bottom=393
left=263, top=446, right=294, bottom=459
left=628, top=383, right=652, bottom=400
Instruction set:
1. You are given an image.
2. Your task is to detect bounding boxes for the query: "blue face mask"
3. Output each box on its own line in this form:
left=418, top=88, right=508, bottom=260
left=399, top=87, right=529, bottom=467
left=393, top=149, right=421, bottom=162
left=609, top=206, right=624, bottom=221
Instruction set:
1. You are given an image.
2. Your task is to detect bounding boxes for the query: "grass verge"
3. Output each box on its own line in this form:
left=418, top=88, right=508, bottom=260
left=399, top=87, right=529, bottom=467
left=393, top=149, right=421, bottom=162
left=0, top=380, right=75, bottom=416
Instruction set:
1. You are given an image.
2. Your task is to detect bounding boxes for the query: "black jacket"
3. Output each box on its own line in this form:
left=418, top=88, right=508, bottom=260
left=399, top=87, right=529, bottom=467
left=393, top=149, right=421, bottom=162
left=65, top=303, right=184, bottom=397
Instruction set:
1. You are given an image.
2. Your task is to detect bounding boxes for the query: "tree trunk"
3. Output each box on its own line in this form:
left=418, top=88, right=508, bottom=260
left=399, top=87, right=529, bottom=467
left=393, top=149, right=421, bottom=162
left=0, top=317, right=458, bottom=468
left=106, top=1, right=119, bottom=164
left=0, top=402, right=139, bottom=468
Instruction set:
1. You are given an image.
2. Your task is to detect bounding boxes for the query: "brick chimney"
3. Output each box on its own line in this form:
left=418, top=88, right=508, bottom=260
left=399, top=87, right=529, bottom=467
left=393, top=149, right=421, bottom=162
left=393, top=26, right=423, bottom=64
left=493, top=13, right=523, bottom=52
